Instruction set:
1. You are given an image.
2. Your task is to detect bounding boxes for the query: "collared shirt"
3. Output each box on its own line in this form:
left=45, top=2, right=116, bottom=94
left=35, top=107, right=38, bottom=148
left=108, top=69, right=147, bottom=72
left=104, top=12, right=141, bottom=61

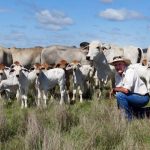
left=115, top=67, right=148, bottom=95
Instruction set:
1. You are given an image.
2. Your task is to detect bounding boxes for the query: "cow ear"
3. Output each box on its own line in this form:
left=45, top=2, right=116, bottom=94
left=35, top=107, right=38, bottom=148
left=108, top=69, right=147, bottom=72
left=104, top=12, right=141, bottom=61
left=77, top=63, right=81, bottom=68
left=40, top=67, right=45, bottom=70
left=55, top=63, right=60, bottom=68
left=66, top=64, right=72, bottom=70
left=101, top=43, right=111, bottom=51
left=4, top=66, right=10, bottom=70
left=47, top=66, right=53, bottom=70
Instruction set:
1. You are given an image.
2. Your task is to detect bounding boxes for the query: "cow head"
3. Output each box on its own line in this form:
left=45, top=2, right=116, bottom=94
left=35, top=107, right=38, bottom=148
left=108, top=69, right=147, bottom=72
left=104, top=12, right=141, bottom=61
left=10, top=62, right=22, bottom=78
left=10, top=61, right=28, bottom=78
left=66, top=60, right=81, bottom=71
left=86, top=41, right=111, bottom=66
left=86, top=41, right=103, bottom=61
left=40, top=63, right=53, bottom=70
left=29, top=63, right=52, bottom=77
left=29, top=63, right=41, bottom=76
left=55, top=59, right=69, bottom=69
left=0, top=64, right=5, bottom=75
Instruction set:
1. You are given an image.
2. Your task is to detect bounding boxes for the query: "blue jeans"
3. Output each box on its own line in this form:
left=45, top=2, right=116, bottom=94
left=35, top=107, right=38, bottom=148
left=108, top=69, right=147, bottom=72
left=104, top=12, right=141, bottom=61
left=115, top=92, right=149, bottom=120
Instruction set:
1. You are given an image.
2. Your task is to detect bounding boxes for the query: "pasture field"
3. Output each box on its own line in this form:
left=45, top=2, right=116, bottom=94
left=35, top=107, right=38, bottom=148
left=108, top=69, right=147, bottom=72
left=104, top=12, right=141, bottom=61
left=0, top=95, right=150, bottom=150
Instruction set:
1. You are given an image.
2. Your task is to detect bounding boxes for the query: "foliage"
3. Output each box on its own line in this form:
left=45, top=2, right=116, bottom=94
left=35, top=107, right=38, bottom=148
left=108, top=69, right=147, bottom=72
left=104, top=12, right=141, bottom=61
left=0, top=96, right=150, bottom=150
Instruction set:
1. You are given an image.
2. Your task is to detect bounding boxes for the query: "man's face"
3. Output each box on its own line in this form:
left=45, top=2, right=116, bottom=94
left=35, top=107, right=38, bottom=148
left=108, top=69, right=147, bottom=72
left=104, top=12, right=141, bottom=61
left=113, top=61, right=126, bottom=75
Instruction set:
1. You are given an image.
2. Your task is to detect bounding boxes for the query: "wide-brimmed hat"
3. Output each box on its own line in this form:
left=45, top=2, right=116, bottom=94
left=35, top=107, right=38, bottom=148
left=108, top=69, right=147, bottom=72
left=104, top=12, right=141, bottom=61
left=109, top=56, right=131, bottom=66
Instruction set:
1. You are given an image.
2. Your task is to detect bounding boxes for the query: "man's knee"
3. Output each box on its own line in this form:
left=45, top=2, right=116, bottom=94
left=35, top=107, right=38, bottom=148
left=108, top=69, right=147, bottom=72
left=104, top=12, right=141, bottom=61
left=116, top=92, right=126, bottom=99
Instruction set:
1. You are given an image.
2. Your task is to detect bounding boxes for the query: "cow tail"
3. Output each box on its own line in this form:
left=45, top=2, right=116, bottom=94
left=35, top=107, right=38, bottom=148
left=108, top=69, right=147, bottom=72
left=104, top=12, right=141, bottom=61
left=137, top=48, right=143, bottom=63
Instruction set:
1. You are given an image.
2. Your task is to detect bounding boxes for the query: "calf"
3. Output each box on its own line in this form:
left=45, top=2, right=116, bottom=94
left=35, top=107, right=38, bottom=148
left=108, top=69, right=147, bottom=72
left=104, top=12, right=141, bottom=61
left=0, top=64, right=16, bottom=100
left=31, top=63, right=67, bottom=106
left=0, top=64, right=10, bottom=81
left=66, top=60, right=94, bottom=102
left=0, top=61, right=29, bottom=108
left=55, top=60, right=71, bottom=102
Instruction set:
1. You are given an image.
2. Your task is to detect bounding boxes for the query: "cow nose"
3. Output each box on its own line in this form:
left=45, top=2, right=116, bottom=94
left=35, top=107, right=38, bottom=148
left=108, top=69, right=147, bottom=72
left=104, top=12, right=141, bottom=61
left=86, top=56, right=90, bottom=60
left=16, top=74, right=19, bottom=78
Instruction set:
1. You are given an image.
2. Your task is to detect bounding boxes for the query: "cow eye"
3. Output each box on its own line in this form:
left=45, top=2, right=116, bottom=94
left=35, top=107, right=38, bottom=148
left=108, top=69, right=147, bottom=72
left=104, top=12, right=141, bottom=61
left=47, top=66, right=52, bottom=70
left=102, top=47, right=106, bottom=50
left=10, top=65, right=15, bottom=68
left=22, top=68, right=29, bottom=72
left=10, top=69, right=15, bottom=72
left=30, top=67, right=35, bottom=71
left=5, top=67, right=9, bottom=70
left=40, top=67, right=45, bottom=70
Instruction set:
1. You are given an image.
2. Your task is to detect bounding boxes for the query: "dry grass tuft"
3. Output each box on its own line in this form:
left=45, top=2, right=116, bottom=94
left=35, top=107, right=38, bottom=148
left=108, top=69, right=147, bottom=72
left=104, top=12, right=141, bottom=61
left=25, top=111, right=43, bottom=150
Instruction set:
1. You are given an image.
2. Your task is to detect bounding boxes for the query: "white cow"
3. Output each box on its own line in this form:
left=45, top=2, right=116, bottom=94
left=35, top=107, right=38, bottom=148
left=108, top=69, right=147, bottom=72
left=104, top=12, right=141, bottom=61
left=0, top=61, right=30, bottom=108
left=146, top=46, right=150, bottom=65
left=86, top=41, right=144, bottom=94
left=103, top=43, right=143, bottom=65
left=10, top=62, right=30, bottom=108
left=66, top=60, right=94, bottom=102
left=86, top=41, right=115, bottom=98
left=0, top=64, right=10, bottom=81
left=129, top=63, right=150, bottom=93
left=0, top=64, right=12, bottom=99
left=30, top=63, right=67, bottom=106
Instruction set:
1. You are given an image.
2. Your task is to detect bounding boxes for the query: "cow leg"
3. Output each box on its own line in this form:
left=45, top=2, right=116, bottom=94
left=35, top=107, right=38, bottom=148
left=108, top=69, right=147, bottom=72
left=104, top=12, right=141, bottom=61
left=78, top=86, right=83, bottom=103
left=16, top=89, right=20, bottom=102
left=59, top=85, right=66, bottom=105
left=24, top=95, right=27, bottom=108
left=21, top=95, right=27, bottom=108
left=49, top=88, right=55, bottom=103
left=66, top=79, right=71, bottom=103
left=37, top=88, right=41, bottom=107
left=20, top=89, right=27, bottom=108
left=42, top=90, right=48, bottom=107
left=66, top=90, right=70, bottom=104
left=72, top=84, right=77, bottom=101
left=21, top=97, right=24, bottom=109
left=146, top=77, right=150, bottom=93
left=5, top=89, right=11, bottom=101
left=72, top=89, right=76, bottom=101
left=60, top=90, right=66, bottom=105
left=93, top=80, right=101, bottom=100
left=24, top=90, right=28, bottom=108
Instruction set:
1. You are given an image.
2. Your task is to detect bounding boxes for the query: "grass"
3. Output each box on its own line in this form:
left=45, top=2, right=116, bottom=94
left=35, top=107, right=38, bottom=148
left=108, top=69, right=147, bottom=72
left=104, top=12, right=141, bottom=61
left=0, top=94, right=150, bottom=150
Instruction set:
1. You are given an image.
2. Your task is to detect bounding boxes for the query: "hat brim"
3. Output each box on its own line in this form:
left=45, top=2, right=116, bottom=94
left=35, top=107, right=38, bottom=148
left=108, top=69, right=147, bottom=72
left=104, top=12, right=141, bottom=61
left=109, top=59, right=131, bottom=66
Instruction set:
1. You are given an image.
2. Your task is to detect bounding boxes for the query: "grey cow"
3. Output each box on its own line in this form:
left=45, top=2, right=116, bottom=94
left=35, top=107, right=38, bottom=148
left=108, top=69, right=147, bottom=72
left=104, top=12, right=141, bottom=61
left=9, top=46, right=44, bottom=69
left=41, top=45, right=90, bottom=65
left=0, top=46, right=13, bottom=66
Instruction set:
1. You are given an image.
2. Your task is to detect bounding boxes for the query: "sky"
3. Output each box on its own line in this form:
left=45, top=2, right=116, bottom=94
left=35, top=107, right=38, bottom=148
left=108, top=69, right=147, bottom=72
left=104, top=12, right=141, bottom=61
left=0, top=0, right=149, bottom=48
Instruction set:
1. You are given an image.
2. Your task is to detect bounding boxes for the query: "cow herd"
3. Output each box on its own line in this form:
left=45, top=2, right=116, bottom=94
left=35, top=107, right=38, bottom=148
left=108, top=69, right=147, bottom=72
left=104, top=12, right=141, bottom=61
left=0, top=41, right=149, bottom=108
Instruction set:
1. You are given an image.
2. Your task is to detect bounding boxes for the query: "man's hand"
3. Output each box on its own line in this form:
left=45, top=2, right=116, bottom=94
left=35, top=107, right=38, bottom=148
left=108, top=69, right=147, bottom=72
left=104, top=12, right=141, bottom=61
left=110, top=88, right=116, bottom=95
left=109, top=88, right=116, bottom=99
left=113, top=87, right=129, bottom=94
